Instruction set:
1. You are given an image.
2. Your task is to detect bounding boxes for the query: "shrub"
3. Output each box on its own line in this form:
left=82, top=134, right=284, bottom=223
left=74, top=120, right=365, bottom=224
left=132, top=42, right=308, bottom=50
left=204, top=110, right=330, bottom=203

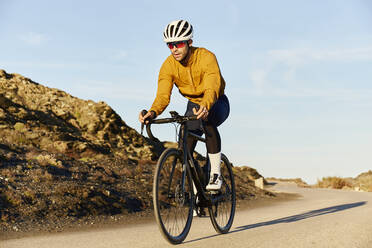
left=317, top=177, right=352, bottom=189
left=36, top=154, right=60, bottom=166
left=354, top=172, right=372, bottom=192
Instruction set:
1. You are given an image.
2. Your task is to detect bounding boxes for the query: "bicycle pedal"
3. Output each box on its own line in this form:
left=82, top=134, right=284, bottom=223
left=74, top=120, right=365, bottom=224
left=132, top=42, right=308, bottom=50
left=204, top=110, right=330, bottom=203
left=193, top=207, right=206, bottom=217
left=198, top=208, right=206, bottom=217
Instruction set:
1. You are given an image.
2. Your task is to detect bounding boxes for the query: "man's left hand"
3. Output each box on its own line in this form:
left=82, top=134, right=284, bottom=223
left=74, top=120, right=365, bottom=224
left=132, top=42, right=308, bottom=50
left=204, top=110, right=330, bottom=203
left=193, top=106, right=208, bottom=120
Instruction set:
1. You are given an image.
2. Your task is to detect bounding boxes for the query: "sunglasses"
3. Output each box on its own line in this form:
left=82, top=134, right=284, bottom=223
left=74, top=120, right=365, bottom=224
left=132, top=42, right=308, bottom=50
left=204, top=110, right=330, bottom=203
left=167, top=41, right=187, bottom=49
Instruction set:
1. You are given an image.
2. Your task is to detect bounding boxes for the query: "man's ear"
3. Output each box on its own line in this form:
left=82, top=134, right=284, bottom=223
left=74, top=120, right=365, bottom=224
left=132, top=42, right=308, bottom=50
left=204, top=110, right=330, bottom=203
left=188, top=39, right=193, bottom=46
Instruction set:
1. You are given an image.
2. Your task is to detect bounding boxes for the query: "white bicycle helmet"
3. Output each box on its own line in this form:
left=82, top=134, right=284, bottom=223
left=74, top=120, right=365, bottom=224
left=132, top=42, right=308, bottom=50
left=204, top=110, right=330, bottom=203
left=163, top=20, right=193, bottom=43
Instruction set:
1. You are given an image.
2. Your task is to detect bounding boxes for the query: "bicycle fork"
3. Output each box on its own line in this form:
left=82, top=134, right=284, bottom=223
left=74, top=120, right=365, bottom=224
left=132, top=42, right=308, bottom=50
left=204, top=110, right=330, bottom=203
left=186, top=150, right=212, bottom=208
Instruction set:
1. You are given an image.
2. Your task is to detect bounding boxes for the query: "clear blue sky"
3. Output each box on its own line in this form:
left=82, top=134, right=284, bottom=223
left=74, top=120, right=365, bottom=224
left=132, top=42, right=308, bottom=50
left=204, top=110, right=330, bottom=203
left=1, top=0, right=372, bottom=184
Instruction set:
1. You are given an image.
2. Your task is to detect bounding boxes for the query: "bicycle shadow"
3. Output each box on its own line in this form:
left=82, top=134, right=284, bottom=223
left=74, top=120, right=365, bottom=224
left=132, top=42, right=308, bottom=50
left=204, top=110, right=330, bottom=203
left=184, top=201, right=366, bottom=244
left=233, top=201, right=366, bottom=232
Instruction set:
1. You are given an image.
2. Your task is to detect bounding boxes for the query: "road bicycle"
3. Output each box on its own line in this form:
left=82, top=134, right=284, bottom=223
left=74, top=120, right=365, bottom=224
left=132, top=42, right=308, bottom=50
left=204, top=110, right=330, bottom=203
left=142, top=110, right=236, bottom=244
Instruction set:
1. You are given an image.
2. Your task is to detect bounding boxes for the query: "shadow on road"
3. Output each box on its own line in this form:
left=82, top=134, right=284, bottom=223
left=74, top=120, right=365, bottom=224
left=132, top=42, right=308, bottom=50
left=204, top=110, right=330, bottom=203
left=184, top=201, right=366, bottom=244
left=234, top=201, right=366, bottom=231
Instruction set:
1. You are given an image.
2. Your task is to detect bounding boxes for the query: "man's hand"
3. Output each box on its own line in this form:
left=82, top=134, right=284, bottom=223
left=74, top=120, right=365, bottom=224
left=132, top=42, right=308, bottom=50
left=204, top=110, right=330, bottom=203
left=139, top=110, right=155, bottom=124
left=193, top=105, right=208, bottom=120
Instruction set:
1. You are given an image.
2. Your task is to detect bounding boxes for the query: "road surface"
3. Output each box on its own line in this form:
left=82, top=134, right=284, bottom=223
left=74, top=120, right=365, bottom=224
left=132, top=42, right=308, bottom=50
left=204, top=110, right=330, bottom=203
left=2, top=182, right=372, bottom=247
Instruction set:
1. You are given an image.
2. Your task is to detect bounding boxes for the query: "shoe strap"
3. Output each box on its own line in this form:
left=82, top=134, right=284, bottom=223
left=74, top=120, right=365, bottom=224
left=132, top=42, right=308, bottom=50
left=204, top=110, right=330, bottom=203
left=210, top=174, right=219, bottom=184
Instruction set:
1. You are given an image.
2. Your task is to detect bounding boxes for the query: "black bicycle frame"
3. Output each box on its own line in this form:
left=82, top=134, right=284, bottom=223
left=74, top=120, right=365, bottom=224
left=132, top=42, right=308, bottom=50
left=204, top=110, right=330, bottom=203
left=144, top=111, right=222, bottom=206
left=178, top=121, right=212, bottom=207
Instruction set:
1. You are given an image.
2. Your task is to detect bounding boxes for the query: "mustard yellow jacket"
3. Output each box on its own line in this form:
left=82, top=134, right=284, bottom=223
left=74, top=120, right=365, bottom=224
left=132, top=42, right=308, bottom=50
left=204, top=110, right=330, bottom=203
left=149, top=47, right=226, bottom=116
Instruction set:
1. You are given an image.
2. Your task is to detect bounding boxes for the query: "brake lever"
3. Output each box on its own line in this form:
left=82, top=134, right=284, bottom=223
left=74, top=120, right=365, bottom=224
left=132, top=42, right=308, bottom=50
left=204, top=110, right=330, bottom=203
left=169, top=111, right=180, bottom=118
left=140, top=109, right=148, bottom=136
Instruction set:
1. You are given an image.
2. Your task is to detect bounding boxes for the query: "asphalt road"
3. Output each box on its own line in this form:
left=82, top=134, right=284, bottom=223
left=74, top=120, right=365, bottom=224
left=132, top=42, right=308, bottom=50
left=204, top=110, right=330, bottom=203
left=2, top=182, right=372, bottom=248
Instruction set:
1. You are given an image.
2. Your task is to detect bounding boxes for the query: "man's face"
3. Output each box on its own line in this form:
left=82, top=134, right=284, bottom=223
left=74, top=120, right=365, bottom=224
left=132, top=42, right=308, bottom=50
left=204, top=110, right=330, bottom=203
left=168, top=40, right=192, bottom=61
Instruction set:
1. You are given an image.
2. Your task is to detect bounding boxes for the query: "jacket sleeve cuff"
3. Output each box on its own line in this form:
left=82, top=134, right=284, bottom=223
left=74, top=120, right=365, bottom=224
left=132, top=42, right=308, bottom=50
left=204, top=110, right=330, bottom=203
left=150, top=110, right=157, bottom=118
left=201, top=90, right=217, bottom=110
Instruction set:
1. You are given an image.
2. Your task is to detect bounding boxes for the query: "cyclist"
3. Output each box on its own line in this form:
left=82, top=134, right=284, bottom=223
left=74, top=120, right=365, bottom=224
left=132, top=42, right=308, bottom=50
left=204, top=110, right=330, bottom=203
left=139, top=20, right=230, bottom=191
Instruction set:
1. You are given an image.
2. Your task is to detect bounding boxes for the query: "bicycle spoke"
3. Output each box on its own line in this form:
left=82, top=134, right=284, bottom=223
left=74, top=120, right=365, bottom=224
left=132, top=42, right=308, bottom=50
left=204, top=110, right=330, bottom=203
left=154, top=148, right=193, bottom=243
left=208, top=154, right=235, bottom=234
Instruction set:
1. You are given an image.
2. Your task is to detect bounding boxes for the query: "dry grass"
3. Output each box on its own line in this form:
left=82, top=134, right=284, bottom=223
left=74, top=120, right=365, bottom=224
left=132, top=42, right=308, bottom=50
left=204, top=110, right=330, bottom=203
left=315, top=171, right=372, bottom=192
left=316, top=176, right=353, bottom=189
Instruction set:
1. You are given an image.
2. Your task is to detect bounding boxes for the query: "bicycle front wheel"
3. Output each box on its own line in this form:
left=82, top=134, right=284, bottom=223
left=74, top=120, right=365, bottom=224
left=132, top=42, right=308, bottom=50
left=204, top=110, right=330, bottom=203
left=153, top=148, right=194, bottom=244
left=208, top=153, right=236, bottom=234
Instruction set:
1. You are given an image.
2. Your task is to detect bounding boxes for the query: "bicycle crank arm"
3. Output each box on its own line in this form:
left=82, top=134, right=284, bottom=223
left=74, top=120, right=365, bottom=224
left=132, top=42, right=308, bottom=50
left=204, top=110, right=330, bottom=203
left=210, top=193, right=226, bottom=204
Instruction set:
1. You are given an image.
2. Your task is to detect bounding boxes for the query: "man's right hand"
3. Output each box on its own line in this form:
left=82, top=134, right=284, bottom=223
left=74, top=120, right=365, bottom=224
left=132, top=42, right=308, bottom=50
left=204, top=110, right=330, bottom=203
left=139, top=110, right=155, bottom=124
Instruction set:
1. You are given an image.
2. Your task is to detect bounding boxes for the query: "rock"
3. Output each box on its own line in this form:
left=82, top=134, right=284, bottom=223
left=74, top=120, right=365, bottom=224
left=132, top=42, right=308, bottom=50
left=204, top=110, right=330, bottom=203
left=14, top=122, right=26, bottom=132
left=26, top=132, right=40, bottom=140
left=0, top=108, right=6, bottom=118
left=87, top=123, right=97, bottom=134
left=40, top=137, right=53, bottom=150
left=15, top=108, right=28, bottom=119
left=53, top=141, right=70, bottom=153
left=76, top=142, right=88, bottom=152
left=54, top=109, right=68, bottom=118
left=255, top=177, right=264, bottom=189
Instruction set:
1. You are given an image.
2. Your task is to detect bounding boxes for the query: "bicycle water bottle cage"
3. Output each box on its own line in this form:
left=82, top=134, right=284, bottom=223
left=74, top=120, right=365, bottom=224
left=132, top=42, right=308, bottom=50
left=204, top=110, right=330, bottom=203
left=170, top=111, right=181, bottom=118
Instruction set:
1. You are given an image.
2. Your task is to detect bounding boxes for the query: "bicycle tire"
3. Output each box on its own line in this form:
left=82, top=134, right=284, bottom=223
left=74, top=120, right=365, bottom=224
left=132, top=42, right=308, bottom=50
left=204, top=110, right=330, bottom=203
left=153, top=148, right=194, bottom=244
left=208, top=153, right=236, bottom=234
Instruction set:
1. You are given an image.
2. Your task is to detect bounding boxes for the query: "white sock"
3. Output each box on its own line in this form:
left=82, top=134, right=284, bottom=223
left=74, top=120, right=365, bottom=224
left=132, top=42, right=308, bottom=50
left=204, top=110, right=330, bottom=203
left=208, top=152, right=221, bottom=176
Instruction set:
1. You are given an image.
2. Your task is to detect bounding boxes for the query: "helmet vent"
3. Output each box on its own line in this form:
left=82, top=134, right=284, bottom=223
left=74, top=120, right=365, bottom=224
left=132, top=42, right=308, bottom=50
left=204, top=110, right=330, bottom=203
left=184, top=27, right=192, bottom=37
left=175, top=20, right=183, bottom=37
left=169, top=25, right=175, bottom=38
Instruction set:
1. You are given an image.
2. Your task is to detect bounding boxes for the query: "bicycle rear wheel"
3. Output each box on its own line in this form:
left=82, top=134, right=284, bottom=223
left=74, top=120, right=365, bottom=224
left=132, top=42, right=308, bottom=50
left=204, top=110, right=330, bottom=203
left=153, top=148, right=194, bottom=244
left=208, top=153, right=236, bottom=234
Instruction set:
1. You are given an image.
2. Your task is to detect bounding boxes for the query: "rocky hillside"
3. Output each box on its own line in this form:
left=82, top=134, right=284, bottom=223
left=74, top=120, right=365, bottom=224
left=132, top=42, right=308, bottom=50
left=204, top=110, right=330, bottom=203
left=0, top=69, right=272, bottom=234
left=0, top=69, right=160, bottom=161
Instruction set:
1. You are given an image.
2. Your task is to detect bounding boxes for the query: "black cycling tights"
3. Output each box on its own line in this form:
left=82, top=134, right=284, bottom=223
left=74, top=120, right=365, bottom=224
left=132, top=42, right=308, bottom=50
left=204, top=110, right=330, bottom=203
left=187, top=123, right=221, bottom=155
